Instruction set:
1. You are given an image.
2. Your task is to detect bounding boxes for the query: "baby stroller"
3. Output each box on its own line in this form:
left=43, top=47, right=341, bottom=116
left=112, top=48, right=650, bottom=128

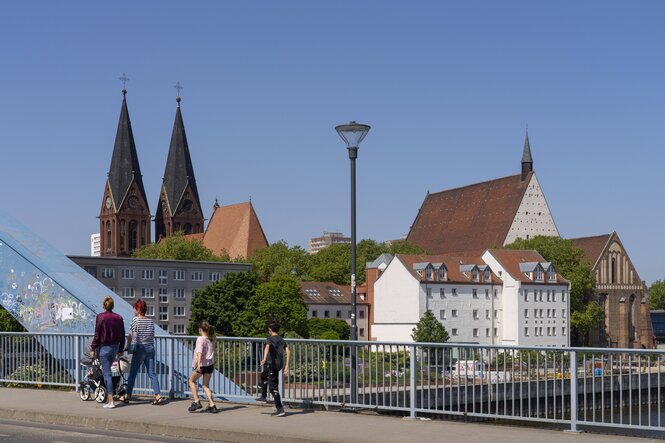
left=78, top=350, right=131, bottom=403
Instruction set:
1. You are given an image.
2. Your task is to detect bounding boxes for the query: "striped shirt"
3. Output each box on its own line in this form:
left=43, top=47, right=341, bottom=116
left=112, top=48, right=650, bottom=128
left=130, top=316, right=155, bottom=345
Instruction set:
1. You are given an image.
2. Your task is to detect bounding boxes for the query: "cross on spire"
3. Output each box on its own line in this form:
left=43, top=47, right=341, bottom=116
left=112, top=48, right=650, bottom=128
left=174, top=81, right=183, bottom=106
left=119, top=73, right=129, bottom=95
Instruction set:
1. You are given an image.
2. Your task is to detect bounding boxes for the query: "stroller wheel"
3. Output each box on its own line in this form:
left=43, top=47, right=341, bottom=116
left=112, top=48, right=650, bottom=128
left=94, top=386, right=107, bottom=403
left=79, top=386, right=91, bottom=401
left=117, top=384, right=127, bottom=397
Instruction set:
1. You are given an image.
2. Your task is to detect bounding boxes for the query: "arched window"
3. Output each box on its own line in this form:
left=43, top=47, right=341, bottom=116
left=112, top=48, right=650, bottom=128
left=611, top=257, right=616, bottom=284
left=628, top=294, right=636, bottom=343
left=183, top=223, right=192, bottom=235
left=120, top=220, right=126, bottom=251
left=141, top=221, right=147, bottom=245
left=128, top=220, right=138, bottom=252
left=106, top=221, right=111, bottom=251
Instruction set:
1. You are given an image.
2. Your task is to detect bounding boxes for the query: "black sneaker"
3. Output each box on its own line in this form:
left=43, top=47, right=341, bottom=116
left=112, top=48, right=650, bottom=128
left=271, top=408, right=286, bottom=417
left=255, top=396, right=267, bottom=404
left=188, top=401, right=202, bottom=412
left=203, top=405, right=219, bottom=413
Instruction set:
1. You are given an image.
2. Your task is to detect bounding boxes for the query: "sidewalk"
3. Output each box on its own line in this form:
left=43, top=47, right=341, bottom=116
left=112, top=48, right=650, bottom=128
left=0, top=388, right=658, bottom=443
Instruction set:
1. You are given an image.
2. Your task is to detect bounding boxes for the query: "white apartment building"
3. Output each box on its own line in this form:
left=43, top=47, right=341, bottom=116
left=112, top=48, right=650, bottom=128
left=90, top=233, right=101, bottom=257
left=370, top=251, right=570, bottom=347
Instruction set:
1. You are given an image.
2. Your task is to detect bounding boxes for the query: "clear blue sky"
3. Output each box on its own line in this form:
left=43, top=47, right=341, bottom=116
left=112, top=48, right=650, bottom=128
left=1, top=1, right=663, bottom=284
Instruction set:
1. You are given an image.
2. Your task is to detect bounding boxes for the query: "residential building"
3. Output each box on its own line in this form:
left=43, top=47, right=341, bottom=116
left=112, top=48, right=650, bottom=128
left=407, top=132, right=559, bottom=254
left=300, top=281, right=369, bottom=340
left=90, top=233, right=101, bottom=257
left=308, top=232, right=351, bottom=254
left=571, top=232, right=653, bottom=348
left=69, top=255, right=251, bottom=335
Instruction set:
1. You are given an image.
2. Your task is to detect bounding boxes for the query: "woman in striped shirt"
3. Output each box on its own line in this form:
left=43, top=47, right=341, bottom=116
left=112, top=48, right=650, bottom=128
left=122, top=299, right=164, bottom=405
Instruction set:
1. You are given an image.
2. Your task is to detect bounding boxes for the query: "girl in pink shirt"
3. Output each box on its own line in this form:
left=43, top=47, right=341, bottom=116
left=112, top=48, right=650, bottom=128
left=187, top=321, right=218, bottom=413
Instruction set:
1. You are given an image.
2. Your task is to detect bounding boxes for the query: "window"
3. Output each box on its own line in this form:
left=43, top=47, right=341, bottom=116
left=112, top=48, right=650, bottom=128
left=486, top=309, right=491, bottom=319
left=539, top=327, right=543, bottom=336
left=121, top=287, right=135, bottom=298
left=493, top=310, right=498, bottom=318
left=552, top=309, right=556, bottom=318
left=84, top=266, right=97, bottom=278
left=535, top=327, right=539, bottom=337
left=210, top=271, right=221, bottom=282
left=359, top=328, right=365, bottom=337
left=348, top=311, right=352, bottom=319
left=473, top=309, right=479, bottom=320
left=525, top=327, right=529, bottom=336
left=159, top=270, right=168, bottom=285
left=312, top=310, right=318, bottom=318
left=359, top=310, right=365, bottom=319
left=426, top=268, right=433, bottom=280
left=553, top=327, right=557, bottom=336
left=173, top=324, right=185, bottom=334
left=547, top=290, right=551, bottom=302
left=191, top=271, right=203, bottom=281
left=552, top=291, right=556, bottom=302
left=524, top=309, right=529, bottom=318
left=440, top=310, right=446, bottom=320
left=534, top=308, right=538, bottom=318
left=548, top=268, right=557, bottom=282
left=173, top=288, right=185, bottom=299
left=534, top=267, right=544, bottom=282
left=173, top=306, right=186, bottom=317
left=547, top=327, right=551, bottom=336
left=324, top=310, right=330, bottom=318
left=562, top=309, right=567, bottom=318
left=427, top=287, right=432, bottom=298
left=539, top=309, right=543, bottom=318
left=562, top=327, right=567, bottom=336
left=173, top=270, right=185, bottom=281
left=547, top=309, right=551, bottom=318
left=539, top=290, right=543, bottom=301
left=121, top=269, right=134, bottom=279
left=452, top=288, right=457, bottom=296
left=452, top=309, right=458, bottom=318
left=101, top=268, right=115, bottom=279
left=473, top=328, right=479, bottom=337
left=159, top=288, right=168, bottom=304
left=485, top=328, right=490, bottom=337
left=142, top=288, right=154, bottom=298
left=524, top=290, right=529, bottom=302
left=494, top=289, right=498, bottom=298
left=141, top=269, right=154, bottom=280
left=438, top=268, right=446, bottom=280
left=472, top=269, right=479, bottom=282
left=485, top=289, right=490, bottom=299
left=493, top=328, right=498, bottom=337
left=562, top=291, right=567, bottom=302
left=472, top=289, right=478, bottom=298
left=451, top=328, right=458, bottom=336
left=159, top=306, right=168, bottom=321
left=439, top=288, right=445, bottom=298
left=484, top=269, right=491, bottom=281
left=146, top=306, right=155, bottom=317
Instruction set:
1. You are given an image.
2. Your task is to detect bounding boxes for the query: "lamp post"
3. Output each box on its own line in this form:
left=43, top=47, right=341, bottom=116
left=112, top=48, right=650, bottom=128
left=335, top=121, right=370, bottom=405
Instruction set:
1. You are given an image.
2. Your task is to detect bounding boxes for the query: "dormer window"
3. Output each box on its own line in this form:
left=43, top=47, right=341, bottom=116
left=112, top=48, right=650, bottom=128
left=547, top=268, right=557, bottom=282
left=438, top=268, right=446, bottom=281
left=484, top=269, right=491, bottom=281
left=472, top=269, right=479, bottom=282
left=534, top=267, right=544, bottom=282
left=425, top=267, right=433, bottom=281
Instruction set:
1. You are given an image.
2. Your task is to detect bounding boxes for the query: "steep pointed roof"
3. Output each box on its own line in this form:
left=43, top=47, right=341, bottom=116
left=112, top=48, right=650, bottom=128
left=522, top=130, right=533, bottom=163
left=107, top=90, right=148, bottom=210
left=161, top=98, right=202, bottom=216
left=202, top=201, right=269, bottom=259
left=570, top=233, right=613, bottom=268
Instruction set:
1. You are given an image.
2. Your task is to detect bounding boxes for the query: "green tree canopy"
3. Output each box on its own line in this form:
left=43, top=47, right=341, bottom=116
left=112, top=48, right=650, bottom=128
left=133, top=232, right=228, bottom=261
left=188, top=271, right=257, bottom=336
left=235, top=276, right=309, bottom=338
left=649, top=280, right=665, bottom=310
left=307, top=317, right=351, bottom=340
left=250, top=240, right=310, bottom=282
left=571, top=302, right=604, bottom=346
left=0, top=306, right=25, bottom=332
left=411, top=310, right=449, bottom=343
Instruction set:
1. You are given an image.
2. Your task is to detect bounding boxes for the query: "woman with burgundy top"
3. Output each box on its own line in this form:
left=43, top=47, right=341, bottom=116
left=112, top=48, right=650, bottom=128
left=90, top=296, right=125, bottom=409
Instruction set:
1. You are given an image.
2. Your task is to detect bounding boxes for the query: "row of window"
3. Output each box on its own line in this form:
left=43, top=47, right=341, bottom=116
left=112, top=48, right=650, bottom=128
left=440, top=309, right=499, bottom=320
left=426, top=288, right=499, bottom=298
left=450, top=327, right=498, bottom=337
left=523, top=289, right=567, bottom=302
left=311, top=310, right=366, bottom=319
left=120, top=287, right=190, bottom=299
left=102, top=268, right=222, bottom=283
left=525, top=308, right=567, bottom=319
left=525, top=326, right=566, bottom=337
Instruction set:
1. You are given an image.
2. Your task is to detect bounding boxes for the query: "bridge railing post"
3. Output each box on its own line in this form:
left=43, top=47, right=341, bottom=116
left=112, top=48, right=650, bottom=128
left=568, top=350, right=579, bottom=433
left=167, top=338, right=174, bottom=398
left=74, top=335, right=80, bottom=389
left=410, top=344, right=417, bottom=419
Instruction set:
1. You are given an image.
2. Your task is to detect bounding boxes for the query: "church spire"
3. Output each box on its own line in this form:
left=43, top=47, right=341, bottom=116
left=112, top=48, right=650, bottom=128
left=521, top=128, right=533, bottom=180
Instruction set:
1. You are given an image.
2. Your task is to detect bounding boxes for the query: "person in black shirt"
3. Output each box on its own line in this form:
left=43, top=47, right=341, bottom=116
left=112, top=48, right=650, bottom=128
left=256, top=320, right=290, bottom=417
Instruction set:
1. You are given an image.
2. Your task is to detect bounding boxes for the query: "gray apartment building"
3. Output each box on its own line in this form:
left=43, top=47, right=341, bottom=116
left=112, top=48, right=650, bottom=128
left=69, top=256, right=251, bottom=335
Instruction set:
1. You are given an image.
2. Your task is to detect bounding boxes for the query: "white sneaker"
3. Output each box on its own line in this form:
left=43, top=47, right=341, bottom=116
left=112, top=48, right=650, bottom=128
left=103, top=403, right=116, bottom=409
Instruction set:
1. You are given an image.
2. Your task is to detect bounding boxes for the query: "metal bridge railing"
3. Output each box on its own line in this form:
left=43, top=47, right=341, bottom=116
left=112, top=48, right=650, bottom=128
left=1, top=332, right=664, bottom=433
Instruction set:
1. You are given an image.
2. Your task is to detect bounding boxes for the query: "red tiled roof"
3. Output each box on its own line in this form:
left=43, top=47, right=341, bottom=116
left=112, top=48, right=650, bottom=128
left=394, top=254, right=502, bottom=284
left=407, top=173, right=532, bottom=254
left=300, top=281, right=368, bottom=305
left=486, top=249, right=569, bottom=284
left=570, top=234, right=611, bottom=267
left=183, top=233, right=204, bottom=241
left=202, top=201, right=269, bottom=259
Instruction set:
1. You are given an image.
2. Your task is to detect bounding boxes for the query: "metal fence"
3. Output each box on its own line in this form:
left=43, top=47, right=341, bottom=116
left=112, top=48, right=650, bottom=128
left=1, top=332, right=664, bottom=433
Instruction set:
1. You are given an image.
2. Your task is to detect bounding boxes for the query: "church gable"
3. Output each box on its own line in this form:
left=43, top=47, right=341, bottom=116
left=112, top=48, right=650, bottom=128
left=595, top=234, right=643, bottom=290
left=504, top=173, right=559, bottom=244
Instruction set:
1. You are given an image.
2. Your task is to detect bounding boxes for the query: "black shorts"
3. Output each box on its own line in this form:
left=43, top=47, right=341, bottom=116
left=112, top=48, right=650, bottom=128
left=196, top=365, right=214, bottom=374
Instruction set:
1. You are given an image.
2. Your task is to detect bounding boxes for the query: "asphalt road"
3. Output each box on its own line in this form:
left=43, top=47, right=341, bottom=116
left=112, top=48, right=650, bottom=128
left=0, top=418, right=227, bottom=443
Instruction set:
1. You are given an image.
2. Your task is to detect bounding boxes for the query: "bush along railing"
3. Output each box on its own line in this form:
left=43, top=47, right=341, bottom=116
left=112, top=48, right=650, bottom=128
left=1, top=332, right=664, bottom=433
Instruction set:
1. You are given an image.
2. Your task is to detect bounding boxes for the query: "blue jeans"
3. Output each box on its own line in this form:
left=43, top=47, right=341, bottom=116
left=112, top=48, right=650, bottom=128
left=99, top=344, right=119, bottom=396
left=126, top=343, right=161, bottom=396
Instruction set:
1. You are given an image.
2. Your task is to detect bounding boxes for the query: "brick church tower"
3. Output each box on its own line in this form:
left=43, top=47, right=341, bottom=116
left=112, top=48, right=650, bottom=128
left=154, top=95, right=204, bottom=241
left=99, top=88, right=151, bottom=256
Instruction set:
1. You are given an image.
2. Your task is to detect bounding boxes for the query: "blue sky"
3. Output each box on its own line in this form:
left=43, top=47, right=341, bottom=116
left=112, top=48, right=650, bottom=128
left=1, top=1, right=664, bottom=284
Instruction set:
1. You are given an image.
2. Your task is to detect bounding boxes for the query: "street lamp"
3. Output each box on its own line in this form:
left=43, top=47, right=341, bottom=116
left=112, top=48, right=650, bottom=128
left=335, top=121, right=370, bottom=405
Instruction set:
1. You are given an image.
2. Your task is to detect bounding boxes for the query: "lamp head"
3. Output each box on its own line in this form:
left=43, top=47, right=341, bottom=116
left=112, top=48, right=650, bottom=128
left=335, top=121, right=371, bottom=148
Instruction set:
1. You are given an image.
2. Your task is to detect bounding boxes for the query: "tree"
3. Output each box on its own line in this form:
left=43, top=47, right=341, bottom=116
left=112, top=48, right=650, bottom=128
left=188, top=272, right=257, bottom=336
left=411, top=310, right=449, bottom=343
left=307, top=318, right=351, bottom=340
left=571, top=302, right=604, bottom=346
left=235, top=276, right=309, bottom=338
left=133, top=232, right=227, bottom=261
left=250, top=240, right=310, bottom=282
left=0, top=306, right=25, bottom=332
left=649, top=280, right=665, bottom=310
